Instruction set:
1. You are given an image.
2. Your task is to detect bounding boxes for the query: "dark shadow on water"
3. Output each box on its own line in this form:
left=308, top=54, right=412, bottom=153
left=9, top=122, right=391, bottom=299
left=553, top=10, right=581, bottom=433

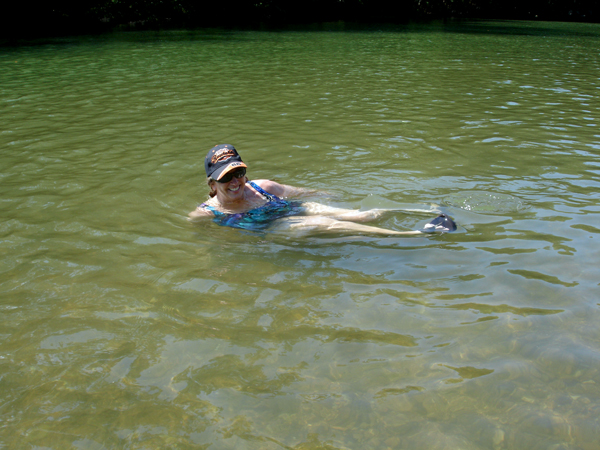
left=439, top=19, right=600, bottom=38
left=3, top=19, right=600, bottom=48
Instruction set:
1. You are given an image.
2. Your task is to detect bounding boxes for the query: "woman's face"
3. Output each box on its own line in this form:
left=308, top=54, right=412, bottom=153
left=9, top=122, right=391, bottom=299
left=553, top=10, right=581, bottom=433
left=210, top=170, right=247, bottom=202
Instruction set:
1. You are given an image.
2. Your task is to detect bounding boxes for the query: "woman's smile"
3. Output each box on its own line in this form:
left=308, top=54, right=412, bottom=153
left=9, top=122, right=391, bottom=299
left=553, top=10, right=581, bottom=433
left=217, top=176, right=246, bottom=201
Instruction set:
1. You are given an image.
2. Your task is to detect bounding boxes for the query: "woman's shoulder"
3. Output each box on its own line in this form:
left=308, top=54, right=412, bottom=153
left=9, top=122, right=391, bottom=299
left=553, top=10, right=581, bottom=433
left=251, top=179, right=316, bottom=199
left=248, top=179, right=271, bottom=189
left=250, top=179, right=288, bottom=197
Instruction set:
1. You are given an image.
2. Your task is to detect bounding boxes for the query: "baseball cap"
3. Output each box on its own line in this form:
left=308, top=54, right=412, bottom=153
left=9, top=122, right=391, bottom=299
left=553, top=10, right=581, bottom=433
left=204, top=144, right=247, bottom=181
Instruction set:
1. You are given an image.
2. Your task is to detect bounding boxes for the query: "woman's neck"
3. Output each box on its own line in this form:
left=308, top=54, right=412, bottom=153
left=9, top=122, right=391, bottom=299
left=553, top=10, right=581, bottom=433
left=215, top=184, right=266, bottom=213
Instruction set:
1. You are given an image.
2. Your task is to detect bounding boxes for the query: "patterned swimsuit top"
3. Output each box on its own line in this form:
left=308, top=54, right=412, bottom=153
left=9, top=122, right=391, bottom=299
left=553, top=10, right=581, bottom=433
left=200, top=181, right=303, bottom=231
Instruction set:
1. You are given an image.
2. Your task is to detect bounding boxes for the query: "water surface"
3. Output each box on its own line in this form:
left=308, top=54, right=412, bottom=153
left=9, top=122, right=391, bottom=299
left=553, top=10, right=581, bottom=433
left=1, top=21, right=600, bottom=449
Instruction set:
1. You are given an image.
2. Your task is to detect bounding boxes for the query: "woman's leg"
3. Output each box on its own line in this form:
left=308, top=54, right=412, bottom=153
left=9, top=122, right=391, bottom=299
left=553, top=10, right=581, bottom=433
left=301, top=202, right=442, bottom=223
left=301, top=202, right=386, bottom=222
left=271, top=216, right=424, bottom=236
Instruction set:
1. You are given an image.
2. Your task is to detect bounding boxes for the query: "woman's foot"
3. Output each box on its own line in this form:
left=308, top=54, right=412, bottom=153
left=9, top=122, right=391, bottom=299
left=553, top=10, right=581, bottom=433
left=422, top=214, right=457, bottom=233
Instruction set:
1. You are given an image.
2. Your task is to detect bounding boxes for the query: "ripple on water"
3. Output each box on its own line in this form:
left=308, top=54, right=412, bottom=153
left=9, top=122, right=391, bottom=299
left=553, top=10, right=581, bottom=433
left=444, top=191, right=529, bottom=214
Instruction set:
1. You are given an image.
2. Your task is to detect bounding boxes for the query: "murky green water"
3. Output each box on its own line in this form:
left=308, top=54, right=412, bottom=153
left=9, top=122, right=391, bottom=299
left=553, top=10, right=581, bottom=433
left=1, top=21, right=600, bottom=449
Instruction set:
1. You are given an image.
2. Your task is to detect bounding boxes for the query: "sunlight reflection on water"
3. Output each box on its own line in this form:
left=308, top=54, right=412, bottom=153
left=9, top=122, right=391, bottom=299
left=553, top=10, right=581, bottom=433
left=444, top=191, right=530, bottom=213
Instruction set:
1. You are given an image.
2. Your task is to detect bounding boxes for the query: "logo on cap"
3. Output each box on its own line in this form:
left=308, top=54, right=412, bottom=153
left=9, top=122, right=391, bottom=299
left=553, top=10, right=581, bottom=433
left=211, top=149, right=236, bottom=164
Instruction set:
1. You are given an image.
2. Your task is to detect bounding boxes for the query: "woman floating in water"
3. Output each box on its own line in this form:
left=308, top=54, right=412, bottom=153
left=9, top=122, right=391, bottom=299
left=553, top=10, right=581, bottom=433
left=189, top=144, right=456, bottom=236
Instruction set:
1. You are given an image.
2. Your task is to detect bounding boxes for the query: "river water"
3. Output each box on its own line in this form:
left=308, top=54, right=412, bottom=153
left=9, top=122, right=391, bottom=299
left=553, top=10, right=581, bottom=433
left=1, top=20, right=599, bottom=449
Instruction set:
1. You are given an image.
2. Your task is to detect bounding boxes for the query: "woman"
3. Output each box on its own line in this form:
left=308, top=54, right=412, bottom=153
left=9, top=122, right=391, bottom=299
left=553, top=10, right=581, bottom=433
left=189, top=144, right=456, bottom=236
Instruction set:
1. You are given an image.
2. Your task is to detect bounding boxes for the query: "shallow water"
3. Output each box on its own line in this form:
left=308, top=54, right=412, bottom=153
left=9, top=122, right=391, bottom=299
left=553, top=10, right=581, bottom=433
left=1, top=21, right=600, bottom=449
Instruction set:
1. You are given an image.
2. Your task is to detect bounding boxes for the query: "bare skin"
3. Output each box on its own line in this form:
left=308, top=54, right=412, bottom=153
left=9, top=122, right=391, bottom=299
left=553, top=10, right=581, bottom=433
left=189, top=174, right=444, bottom=236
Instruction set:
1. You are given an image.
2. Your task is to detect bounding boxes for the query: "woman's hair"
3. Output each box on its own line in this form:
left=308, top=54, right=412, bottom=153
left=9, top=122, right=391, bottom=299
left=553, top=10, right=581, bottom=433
left=207, top=177, right=217, bottom=198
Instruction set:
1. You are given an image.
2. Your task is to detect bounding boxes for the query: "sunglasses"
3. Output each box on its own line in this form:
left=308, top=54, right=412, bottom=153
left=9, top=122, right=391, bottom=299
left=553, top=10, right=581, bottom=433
left=216, top=167, right=246, bottom=183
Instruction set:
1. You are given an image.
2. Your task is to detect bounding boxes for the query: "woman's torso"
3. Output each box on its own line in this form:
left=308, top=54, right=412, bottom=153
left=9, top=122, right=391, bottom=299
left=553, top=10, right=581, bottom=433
left=201, top=181, right=304, bottom=231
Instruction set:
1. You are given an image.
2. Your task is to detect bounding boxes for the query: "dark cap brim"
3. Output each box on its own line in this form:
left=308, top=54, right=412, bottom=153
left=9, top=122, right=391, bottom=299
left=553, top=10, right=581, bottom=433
left=212, top=161, right=248, bottom=180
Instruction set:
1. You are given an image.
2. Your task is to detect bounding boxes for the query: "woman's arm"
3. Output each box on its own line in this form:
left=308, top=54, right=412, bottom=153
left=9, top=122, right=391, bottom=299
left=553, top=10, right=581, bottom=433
left=188, top=206, right=214, bottom=222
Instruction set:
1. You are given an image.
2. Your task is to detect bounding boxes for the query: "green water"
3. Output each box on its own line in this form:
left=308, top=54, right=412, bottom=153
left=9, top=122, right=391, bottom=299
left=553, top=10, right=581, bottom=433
left=1, top=21, right=600, bottom=449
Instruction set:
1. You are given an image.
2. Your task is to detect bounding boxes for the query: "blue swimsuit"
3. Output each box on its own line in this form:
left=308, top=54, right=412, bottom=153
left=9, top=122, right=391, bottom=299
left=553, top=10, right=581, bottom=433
left=200, top=181, right=304, bottom=232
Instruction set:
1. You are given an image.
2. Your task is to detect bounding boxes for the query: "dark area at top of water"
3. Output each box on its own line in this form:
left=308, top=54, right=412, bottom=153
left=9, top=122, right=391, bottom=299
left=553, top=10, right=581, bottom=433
left=2, top=0, right=600, bottom=42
